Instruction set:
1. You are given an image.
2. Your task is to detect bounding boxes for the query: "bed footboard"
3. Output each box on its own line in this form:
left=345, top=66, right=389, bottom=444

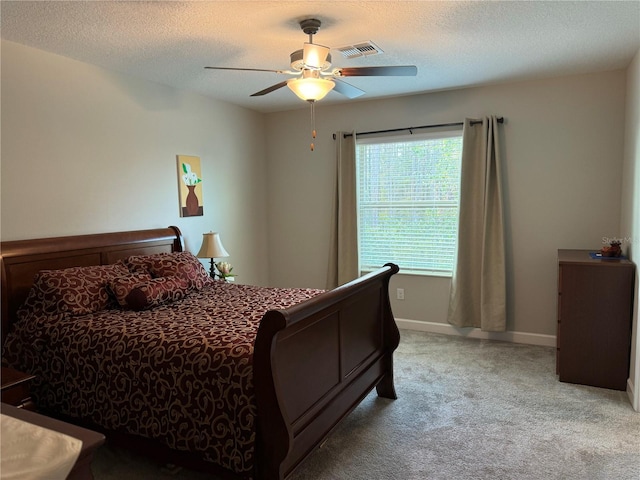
left=253, top=263, right=400, bottom=480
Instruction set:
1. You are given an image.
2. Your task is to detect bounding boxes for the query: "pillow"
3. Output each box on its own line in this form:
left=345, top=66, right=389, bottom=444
left=107, top=272, right=153, bottom=307
left=125, top=276, right=190, bottom=311
left=31, top=263, right=130, bottom=316
left=16, top=280, right=52, bottom=320
left=124, top=252, right=212, bottom=290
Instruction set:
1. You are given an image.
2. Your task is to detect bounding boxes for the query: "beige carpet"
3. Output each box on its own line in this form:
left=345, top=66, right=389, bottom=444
left=92, top=329, right=640, bottom=479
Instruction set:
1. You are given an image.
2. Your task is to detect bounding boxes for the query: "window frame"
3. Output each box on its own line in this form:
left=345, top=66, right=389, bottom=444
left=355, top=127, right=463, bottom=277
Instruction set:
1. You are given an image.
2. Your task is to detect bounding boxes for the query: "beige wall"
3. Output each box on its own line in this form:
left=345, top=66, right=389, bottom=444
left=1, top=40, right=270, bottom=286
left=621, top=47, right=640, bottom=410
left=265, top=70, right=627, bottom=339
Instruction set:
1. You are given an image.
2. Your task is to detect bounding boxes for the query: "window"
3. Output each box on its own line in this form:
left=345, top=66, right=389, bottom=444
left=356, top=129, right=463, bottom=276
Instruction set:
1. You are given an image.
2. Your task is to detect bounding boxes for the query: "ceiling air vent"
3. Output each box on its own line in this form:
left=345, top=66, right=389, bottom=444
left=336, top=41, right=383, bottom=59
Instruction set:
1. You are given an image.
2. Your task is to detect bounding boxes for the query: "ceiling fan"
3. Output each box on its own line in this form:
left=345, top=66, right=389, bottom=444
left=204, top=18, right=418, bottom=102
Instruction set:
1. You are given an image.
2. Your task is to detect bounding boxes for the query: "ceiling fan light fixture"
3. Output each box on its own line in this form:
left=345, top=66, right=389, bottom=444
left=290, top=48, right=332, bottom=72
left=287, top=76, right=335, bottom=101
left=302, top=43, right=331, bottom=70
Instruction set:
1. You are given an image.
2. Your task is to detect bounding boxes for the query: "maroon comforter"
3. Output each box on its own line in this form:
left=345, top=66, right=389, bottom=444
left=2, top=281, right=323, bottom=476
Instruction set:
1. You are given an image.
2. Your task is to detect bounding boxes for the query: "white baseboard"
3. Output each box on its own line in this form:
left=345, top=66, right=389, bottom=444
left=396, top=318, right=557, bottom=347
left=627, top=378, right=639, bottom=412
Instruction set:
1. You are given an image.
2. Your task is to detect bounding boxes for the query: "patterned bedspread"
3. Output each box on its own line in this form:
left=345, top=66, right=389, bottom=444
left=2, top=281, right=323, bottom=476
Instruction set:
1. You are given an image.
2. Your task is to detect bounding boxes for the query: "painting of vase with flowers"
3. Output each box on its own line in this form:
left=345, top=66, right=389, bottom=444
left=177, top=155, right=204, bottom=217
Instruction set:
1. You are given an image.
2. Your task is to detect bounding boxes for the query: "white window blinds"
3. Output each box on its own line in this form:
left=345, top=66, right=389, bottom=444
left=356, top=130, right=463, bottom=275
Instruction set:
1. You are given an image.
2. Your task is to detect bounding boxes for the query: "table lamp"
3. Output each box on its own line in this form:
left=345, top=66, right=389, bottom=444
left=196, top=232, right=229, bottom=278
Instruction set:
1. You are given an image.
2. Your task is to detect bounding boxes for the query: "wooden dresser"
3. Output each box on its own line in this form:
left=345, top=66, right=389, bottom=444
left=556, top=249, right=635, bottom=390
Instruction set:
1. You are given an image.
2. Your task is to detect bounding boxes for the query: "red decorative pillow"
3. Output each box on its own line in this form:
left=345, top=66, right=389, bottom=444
left=124, top=252, right=211, bottom=290
left=107, top=273, right=153, bottom=307
left=16, top=280, right=53, bottom=319
left=31, top=263, right=130, bottom=316
left=123, top=254, right=158, bottom=275
left=125, top=276, right=191, bottom=311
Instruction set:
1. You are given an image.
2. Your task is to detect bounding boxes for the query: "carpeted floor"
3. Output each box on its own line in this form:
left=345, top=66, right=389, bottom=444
left=92, top=329, right=640, bottom=479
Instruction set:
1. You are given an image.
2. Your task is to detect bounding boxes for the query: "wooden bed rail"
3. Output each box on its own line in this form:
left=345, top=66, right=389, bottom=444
left=253, top=263, right=400, bottom=480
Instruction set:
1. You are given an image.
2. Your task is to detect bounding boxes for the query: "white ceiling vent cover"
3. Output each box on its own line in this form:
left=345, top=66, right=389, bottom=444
left=336, top=41, right=383, bottom=59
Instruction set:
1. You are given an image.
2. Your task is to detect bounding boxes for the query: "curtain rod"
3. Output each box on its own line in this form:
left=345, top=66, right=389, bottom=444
left=334, top=117, right=504, bottom=139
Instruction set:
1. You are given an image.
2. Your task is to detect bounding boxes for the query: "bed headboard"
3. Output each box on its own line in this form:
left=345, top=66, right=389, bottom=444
left=1, top=226, right=184, bottom=345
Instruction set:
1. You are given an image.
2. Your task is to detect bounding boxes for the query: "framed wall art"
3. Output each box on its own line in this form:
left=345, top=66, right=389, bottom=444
left=177, top=155, right=204, bottom=217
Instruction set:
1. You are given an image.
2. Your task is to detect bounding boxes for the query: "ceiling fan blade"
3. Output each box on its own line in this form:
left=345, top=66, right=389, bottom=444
left=250, top=80, right=289, bottom=97
left=205, top=66, right=291, bottom=74
left=334, top=65, right=418, bottom=77
left=332, top=79, right=366, bottom=99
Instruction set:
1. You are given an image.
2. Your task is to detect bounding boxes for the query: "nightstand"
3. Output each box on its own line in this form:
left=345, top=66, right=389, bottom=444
left=1, top=366, right=36, bottom=410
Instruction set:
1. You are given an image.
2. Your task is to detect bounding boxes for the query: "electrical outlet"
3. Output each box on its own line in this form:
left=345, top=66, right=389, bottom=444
left=396, top=288, right=405, bottom=300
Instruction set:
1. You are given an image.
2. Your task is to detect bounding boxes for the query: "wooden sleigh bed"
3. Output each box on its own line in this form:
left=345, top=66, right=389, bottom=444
left=0, top=226, right=400, bottom=480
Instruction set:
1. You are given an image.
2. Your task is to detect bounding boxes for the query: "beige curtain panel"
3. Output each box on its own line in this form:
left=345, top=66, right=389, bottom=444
left=327, top=131, right=359, bottom=289
left=447, top=116, right=507, bottom=331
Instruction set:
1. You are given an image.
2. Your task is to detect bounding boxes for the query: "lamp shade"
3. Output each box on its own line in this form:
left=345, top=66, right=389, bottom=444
left=196, top=232, right=229, bottom=259
left=287, top=77, right=335, bottom=101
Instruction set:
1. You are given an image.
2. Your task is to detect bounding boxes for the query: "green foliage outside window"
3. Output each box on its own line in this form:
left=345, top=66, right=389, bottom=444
left=357, top=132, right=463, bottom=275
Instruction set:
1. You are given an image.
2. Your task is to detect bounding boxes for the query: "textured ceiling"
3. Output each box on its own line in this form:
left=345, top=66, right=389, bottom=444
left=2, top=1, right=639, bottom=113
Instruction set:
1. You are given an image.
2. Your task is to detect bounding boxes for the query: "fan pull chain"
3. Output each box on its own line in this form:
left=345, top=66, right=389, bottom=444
left=309, top=100, right=316, bottom=151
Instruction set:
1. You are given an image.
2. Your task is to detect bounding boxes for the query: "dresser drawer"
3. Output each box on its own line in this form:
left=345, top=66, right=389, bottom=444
left=1, top=367, right=36, bottom=410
